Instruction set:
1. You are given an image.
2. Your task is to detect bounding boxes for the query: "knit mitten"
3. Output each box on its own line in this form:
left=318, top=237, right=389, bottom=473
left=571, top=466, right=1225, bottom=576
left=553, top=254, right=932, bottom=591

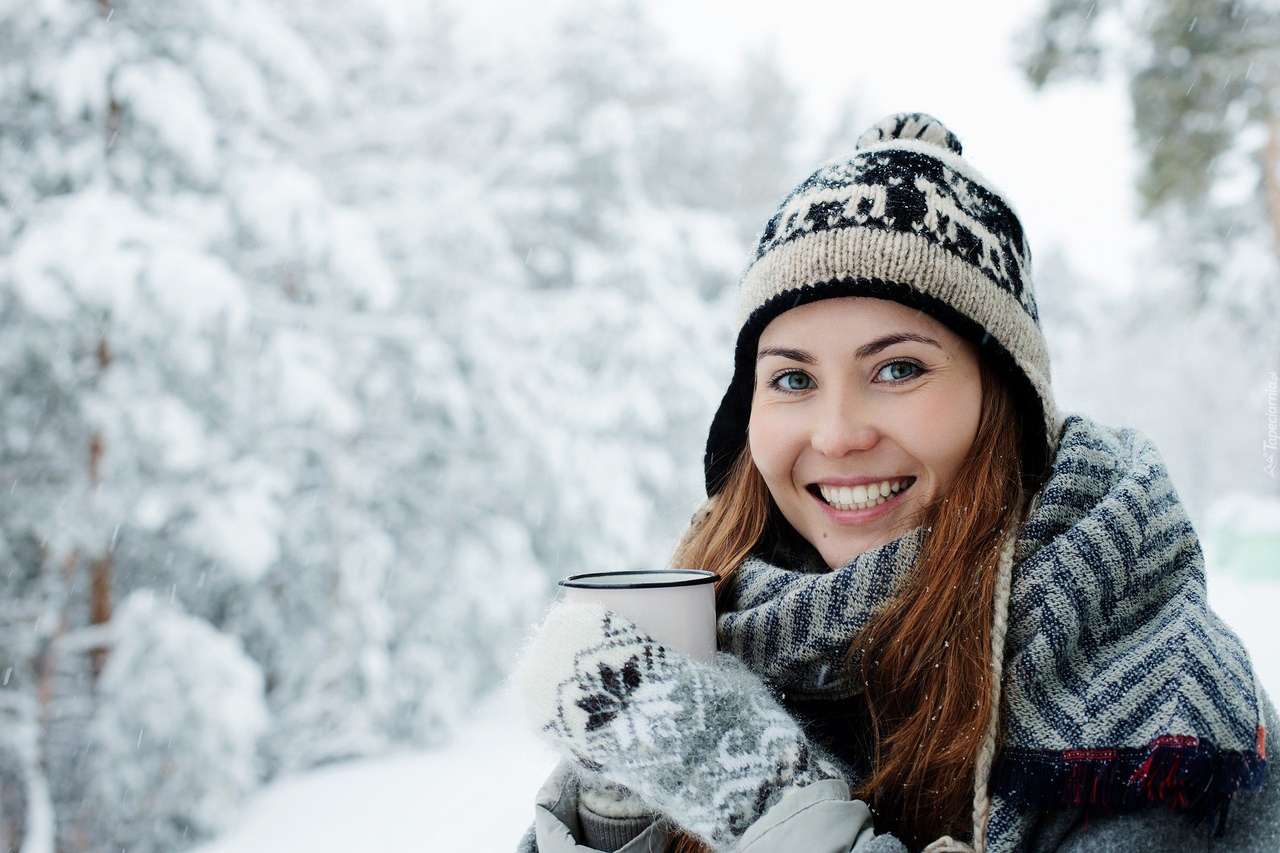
left=513, top=600, right=852, bottom=850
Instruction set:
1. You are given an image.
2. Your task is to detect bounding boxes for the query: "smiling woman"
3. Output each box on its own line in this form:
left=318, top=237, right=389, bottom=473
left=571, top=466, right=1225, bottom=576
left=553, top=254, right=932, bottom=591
left=513, top=111, right=1277, bottom=853
left=727, top=290, right=1032, bottom=848
left=749, top=297, right=983, bottom=568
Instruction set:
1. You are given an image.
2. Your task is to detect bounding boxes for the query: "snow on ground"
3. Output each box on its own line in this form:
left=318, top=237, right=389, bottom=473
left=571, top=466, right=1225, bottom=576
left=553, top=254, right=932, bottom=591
left=1206, top=574, right=1280, bottom=701
left=190, top=680, right=557, bottom=853
left=193, top=571, right=1280, bottom=853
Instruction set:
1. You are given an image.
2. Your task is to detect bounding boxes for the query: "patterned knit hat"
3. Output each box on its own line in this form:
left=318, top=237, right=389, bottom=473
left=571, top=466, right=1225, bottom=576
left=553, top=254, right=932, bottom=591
left=704, top=111, right=1062, bottom=498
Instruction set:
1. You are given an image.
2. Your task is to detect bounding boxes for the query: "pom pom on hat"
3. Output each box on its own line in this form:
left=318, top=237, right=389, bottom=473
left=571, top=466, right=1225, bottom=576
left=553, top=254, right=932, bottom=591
left=855, top=110, right=963, bottom=156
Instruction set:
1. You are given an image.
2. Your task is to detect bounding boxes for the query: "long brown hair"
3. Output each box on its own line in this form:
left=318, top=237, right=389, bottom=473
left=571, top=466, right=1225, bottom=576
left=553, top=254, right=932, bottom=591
left=663, top=350, right=1028, bottom=852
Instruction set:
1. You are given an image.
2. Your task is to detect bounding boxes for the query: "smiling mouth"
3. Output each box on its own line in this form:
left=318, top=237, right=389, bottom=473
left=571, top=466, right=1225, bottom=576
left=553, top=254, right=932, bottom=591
left=806, top=477, right=917, bottom=512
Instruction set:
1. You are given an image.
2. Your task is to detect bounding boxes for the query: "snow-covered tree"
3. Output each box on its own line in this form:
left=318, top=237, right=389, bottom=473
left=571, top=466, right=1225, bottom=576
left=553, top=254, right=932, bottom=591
left=80, top=590, right=267, bottom=853
left=1015, top=0, right=1280, bottom=504
left=269, top=0, right=797, bottom=749
left=0, top=0, right=812, bottom=848
left=1017, top=0, right=1280, bottom=313
left=0, top=0, right=398, bottom=846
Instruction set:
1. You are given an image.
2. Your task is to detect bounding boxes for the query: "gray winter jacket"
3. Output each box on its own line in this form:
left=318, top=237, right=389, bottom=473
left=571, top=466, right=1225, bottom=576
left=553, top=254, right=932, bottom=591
left=515, top=690, right=1280, bottom=853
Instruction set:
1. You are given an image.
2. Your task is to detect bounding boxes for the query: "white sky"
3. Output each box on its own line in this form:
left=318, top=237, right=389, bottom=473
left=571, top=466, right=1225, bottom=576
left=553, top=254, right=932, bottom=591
left=454, top=0, right=1152, bottom=297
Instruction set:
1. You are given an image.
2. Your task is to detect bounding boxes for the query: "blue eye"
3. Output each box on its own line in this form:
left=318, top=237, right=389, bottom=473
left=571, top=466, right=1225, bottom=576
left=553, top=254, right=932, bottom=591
left=768, top=370, right=814, bottom=393
left=764, top=360, right=927, bottom=395
left=876, top=360, right=924, bottom=383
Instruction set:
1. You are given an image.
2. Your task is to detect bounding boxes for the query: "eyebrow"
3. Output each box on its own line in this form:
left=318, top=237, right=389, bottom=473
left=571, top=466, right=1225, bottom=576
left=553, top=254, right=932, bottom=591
left=756, top=332, right=943, bottom=364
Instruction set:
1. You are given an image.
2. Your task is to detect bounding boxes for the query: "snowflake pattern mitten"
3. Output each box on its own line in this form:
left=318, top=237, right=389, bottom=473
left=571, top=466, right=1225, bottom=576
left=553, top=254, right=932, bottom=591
left=513, top=600, right=852, bottom=850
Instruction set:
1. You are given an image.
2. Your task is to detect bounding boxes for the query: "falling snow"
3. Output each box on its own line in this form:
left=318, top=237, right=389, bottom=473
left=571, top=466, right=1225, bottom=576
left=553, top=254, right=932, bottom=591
left=1, top=1, right=1277, bottom=852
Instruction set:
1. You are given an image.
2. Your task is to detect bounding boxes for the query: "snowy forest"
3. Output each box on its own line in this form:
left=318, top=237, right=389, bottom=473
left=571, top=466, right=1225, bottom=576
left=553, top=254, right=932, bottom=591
left=0, top=0, right=1277, bottom=851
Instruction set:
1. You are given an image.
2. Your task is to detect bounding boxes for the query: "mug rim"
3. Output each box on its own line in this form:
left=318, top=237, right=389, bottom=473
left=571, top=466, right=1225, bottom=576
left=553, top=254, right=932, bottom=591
left=559, top=568, right=717, bottom=590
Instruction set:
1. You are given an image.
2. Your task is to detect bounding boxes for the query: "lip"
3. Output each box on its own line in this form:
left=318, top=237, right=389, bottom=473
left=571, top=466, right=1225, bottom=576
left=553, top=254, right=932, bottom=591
left=808, top=479, right=914, bottom=525
left=810, top=475, right=915, bottom=487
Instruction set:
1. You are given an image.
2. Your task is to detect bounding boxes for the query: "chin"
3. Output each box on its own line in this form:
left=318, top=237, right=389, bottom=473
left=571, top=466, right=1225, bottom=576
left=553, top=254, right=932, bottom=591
left=817, top=528, right=901, bottom=567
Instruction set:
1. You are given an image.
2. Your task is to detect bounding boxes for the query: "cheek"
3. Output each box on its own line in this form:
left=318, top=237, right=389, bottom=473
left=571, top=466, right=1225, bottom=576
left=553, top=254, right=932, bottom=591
left=747, top=406, right=790, bottom=481
left=746, top=410, right=769, bottom=471
left=897, top=377, right=982, bottom=473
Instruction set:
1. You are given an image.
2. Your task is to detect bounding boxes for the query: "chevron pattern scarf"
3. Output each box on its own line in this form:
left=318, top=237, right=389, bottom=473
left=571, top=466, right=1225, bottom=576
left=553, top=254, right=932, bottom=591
left=716, top=413, right=1269, bottom=852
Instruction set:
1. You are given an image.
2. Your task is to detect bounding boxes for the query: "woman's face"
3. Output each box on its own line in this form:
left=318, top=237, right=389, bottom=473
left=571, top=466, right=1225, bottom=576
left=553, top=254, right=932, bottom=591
left=748, top=296, right=982, bottom=569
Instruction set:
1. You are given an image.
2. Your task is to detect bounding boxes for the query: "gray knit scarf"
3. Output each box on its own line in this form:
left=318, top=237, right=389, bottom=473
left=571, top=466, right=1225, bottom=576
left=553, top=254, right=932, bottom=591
left=716, top=413, right=1269, bottom=852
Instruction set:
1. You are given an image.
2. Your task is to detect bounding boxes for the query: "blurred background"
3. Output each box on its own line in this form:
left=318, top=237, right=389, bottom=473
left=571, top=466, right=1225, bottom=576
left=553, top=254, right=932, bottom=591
left=0, top=0, right=1277, bottom=851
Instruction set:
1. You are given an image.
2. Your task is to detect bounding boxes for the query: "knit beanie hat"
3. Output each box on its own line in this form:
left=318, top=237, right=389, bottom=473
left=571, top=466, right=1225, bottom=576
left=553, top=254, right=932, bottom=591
left=703, top=111, right=1063, bottom=499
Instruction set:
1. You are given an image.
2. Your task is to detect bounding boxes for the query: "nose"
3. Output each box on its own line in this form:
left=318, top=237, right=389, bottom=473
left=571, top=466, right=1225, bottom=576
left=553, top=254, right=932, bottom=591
left=810, top=393, right=880, bottom=457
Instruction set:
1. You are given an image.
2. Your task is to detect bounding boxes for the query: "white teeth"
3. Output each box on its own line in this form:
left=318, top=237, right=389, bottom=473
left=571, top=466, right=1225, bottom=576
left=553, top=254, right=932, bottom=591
left=816, top=478, right=912, bottom=511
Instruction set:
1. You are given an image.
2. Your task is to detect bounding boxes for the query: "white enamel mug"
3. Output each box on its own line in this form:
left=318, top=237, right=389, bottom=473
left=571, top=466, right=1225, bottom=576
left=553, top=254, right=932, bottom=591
left=557, top=569, right=718, bottom=663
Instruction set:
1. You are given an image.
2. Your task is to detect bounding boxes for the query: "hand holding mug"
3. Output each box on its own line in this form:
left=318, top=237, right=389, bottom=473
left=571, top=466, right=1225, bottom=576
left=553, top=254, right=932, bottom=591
left=512, top=573, right=850, bottom=850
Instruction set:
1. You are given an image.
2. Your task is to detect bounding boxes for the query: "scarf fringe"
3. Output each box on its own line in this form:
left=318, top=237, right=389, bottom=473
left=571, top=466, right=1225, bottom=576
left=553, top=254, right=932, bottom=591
left=990, top=730, right=1268, bottom=836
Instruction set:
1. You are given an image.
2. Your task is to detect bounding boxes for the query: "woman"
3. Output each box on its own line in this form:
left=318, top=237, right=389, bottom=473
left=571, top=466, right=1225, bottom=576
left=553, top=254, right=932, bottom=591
left=511, top=112, right=1277, bottom=852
